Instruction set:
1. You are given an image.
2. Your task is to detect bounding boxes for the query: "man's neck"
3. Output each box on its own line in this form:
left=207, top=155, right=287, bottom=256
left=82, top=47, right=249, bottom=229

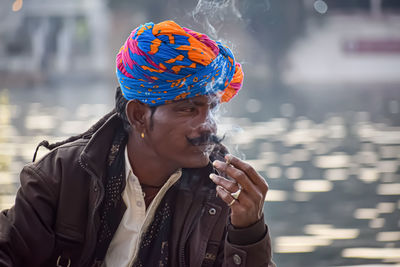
left=126, top=135, right=179, bottom=187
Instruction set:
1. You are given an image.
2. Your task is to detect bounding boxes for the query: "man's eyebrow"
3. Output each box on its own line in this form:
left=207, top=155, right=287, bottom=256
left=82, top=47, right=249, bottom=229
left=190, top=98, right=218, bottom=107
left=172, top=97, right=217, bottom=107
left=190, top=99, right=206, bottom=106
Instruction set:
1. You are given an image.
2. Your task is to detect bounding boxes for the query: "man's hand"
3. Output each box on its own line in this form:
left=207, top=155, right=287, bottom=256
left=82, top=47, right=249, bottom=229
left=210, top=154, right=269, bottom=228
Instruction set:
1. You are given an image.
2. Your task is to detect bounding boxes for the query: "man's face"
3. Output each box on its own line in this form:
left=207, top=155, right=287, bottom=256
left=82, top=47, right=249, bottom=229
left=145, top=95, right=219, bottom=169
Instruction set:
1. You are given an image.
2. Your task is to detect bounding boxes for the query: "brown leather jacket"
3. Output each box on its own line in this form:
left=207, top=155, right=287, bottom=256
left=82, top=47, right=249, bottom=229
left=0, top=113, right=275, bottom=267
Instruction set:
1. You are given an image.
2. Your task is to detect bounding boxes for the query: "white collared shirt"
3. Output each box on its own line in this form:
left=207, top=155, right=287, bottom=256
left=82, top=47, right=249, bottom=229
left=103, top=146, right=182, bottom=267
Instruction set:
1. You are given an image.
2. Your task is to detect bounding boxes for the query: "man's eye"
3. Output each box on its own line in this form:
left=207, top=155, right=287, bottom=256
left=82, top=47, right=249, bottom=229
left=210, top=104, right=219, bottom=114
left=180, top=107, right=196, bottom=112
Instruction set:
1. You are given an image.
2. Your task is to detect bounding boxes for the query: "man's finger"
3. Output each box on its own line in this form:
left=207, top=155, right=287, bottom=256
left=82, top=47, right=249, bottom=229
left=213, top=160, right=256, bottom=192
left=215, top=186, right=256, bottom=213
left=209, top=173, right=240, bottom=193
left=216, top=185, right=237, bottom=206
left=225, top=154, right=269, bottom=192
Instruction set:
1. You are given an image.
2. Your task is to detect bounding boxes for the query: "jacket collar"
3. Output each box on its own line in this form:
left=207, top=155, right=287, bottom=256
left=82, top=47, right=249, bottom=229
left=79, top=112, right=123, bottom=179
left=78, top=111, right=224, bottom=184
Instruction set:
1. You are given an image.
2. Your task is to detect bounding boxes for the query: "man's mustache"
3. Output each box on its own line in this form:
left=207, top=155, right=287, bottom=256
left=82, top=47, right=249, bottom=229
left=187, top=134, right=225, bottom=146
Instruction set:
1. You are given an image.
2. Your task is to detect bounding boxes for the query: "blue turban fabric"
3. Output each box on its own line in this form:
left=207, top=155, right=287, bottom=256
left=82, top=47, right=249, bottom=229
left=116, top=20, right=243, bottom=106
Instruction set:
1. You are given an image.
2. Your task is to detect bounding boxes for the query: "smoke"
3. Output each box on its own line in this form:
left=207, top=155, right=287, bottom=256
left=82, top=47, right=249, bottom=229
left=191, top=0, right=242, bottom=39
left=224, top=124, right=246, bottom=161
left=189, top=0, right=246, bottom=161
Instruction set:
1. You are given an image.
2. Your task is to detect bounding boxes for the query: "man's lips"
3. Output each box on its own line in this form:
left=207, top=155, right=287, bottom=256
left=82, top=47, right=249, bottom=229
left=192, top=143, right=215, bottom=154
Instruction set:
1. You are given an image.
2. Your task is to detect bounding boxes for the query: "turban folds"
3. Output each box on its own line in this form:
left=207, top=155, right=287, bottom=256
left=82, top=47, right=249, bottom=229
left=116, top=20, right=243, bottom=106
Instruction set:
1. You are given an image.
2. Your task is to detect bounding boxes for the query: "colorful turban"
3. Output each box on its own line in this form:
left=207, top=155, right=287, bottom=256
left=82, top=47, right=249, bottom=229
left=116, top=20, right=243, bottom=106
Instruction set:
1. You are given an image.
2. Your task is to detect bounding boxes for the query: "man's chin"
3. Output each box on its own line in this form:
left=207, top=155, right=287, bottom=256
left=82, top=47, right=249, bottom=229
left=181, top=152, right=211, bottom=169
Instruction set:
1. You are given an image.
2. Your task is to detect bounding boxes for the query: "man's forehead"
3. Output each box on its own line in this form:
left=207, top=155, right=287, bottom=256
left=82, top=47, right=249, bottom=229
left=169, top=95, right=219, bottom=106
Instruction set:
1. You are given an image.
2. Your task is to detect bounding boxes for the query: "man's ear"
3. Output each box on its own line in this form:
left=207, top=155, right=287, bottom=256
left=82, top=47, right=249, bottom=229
left=126, top=100, right=148, bottom=132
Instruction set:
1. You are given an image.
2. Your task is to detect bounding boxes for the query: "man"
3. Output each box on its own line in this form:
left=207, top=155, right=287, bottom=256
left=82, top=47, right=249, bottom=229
left=0, top=20, right=275, bottom=266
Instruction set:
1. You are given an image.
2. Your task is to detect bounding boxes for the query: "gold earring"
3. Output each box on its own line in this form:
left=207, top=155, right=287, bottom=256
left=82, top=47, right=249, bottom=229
left=141, top=132, right=144, bottom=138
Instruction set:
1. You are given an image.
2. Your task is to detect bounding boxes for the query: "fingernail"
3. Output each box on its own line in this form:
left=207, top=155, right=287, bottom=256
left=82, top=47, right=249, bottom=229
left=213, top=160, right=222, bottom=168
left=225, top=154, right=233, bottom=163
left=209, top=173, right=217, bottom=180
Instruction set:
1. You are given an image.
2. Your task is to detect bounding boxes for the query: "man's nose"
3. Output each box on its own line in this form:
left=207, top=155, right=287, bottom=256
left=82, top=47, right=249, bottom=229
left=195, top=110, right=217, bottom=134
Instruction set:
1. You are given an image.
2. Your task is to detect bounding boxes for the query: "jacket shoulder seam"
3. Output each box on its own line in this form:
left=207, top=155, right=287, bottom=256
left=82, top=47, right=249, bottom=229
left=34, top=140, right=87, bottom=164
left=24, top=164, right=58, bottom=200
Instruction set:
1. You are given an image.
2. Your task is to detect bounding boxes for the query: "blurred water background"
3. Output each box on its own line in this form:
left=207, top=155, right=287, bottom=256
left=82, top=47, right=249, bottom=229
left=1, top=0, right=400, bottom=266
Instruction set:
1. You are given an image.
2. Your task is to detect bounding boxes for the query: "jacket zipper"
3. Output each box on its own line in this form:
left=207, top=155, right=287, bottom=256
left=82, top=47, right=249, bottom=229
left=179, top=233, right=186, bottom=267
left=180, top=187, right=219, bottom=267
left=178, top=190, right=208, bottom=267
left=78, top=156, right=105, bottom=266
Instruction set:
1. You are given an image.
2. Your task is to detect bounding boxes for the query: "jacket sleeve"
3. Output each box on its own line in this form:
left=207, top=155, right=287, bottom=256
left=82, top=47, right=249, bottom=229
left=222, top=217, right=276, bottom=267
left=0, top=164, right=57, bottom=266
